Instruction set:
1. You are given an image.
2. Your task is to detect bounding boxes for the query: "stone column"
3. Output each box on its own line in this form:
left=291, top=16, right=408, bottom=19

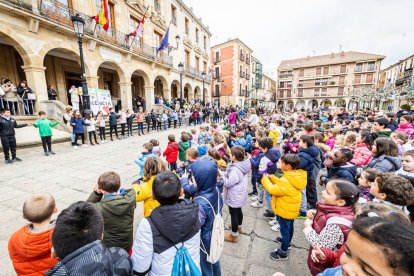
left=118, top=82, right=133, bottom=110
left=163, top=88, right=171, bottom=102
left=22, top=65, right=47, bottom=112
left=86, top=75, right=99, bottom=89
left=144, top=86, right=155, bottom=111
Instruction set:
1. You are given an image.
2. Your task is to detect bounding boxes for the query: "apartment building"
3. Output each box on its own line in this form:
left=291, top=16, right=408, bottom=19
left=276, top=51, right=385, bottom=110
left=378, top=54, right=414, bottom=110
left=210, top=38, right=252, bottom=107
left=0, top=0, right=212, bottom=114
left=379, top=54, right=414, bottom=90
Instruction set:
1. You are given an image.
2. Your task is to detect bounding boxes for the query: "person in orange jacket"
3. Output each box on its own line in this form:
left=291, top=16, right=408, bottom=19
left=8, top=193, right=58, bottom=275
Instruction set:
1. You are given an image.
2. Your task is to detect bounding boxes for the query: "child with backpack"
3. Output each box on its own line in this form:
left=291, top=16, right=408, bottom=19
left=131, top=171, right=202, bottom=275
left=185, top=157, right=223, bottom=275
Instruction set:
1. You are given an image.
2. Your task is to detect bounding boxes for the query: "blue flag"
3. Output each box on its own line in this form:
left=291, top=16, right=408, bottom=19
left=157, top=27, right=169, bottom=53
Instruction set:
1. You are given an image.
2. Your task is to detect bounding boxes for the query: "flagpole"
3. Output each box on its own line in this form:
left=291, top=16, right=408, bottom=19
left=130, top=6, right=149, bottom=49
left=157, top=20, right=173, bottom=54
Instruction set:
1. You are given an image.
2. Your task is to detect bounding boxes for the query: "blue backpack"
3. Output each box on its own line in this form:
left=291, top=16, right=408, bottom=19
left=149, top=217, right=201, bottom=276
left=171, top=244, right=201, bottom=276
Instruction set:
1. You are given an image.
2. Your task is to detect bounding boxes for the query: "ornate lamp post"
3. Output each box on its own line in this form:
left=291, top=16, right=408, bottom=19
left=201, top=71, right=205, bottom=105
left=168, top=35, right=180, bottom=54
left=71, top=13, right=90, bottom=114
left=178, top=62, right=184, bottom=108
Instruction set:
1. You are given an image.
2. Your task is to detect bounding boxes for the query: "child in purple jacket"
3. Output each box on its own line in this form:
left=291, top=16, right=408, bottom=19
left=223, top=146, right=251, bottom=243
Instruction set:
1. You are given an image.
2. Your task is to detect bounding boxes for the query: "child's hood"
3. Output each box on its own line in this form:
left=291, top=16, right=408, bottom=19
left=150, top=200, right=200, bottom=244
left=266, top=147, right=281, bottom=163
left=168, top=141, right=179, bottom=150
left=283, top=170, right=307, bottom=190
left=233, top=158, right=251, bottom=174
left=100, top=189, right=136, bottom=216
left=10, top=222, right=56, bottom=260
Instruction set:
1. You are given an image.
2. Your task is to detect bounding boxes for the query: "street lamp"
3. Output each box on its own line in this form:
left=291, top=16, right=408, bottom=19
left=71, top=13, right=90, bottom=114
left=178, top=62, right=184, bottom=108
left=168, top=35, right=180, bottom=54
left=201, top=71, right=206, bottom=105
left=218, top=79, right=225, bottom=108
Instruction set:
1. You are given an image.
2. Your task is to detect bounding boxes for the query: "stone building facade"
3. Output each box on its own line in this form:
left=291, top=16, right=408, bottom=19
left=210, top=38, right=252, bottom=107
left=276, top=51, right=385, bottom=110
left=0, top=0, right=212, bottom=114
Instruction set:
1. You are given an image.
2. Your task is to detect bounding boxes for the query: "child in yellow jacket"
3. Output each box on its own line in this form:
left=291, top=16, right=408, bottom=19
left=261, top=153, right=307, bottom=261
left=132, top=157, right=166, bottom=217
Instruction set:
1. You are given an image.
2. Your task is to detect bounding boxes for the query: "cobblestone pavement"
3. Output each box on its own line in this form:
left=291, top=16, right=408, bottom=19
left=0, top=126, right=310, bottom=276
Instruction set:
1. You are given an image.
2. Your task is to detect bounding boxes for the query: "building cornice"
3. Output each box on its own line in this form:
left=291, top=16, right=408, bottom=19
left=211, top=38, right=253, bottom=53
left=173, top=0, right=212, bottom=37
left=381, top=54, right=414, bottom=72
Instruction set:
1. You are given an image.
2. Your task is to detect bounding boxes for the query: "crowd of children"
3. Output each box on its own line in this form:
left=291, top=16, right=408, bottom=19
left=7, top=106, right=414, bottom=275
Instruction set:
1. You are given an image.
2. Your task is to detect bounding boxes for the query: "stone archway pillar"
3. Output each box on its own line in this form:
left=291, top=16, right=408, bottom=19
left=144, top=86, right=155, bottom=110
left=22, top=64, right=47, bottom=112
left=119, top=82, right=133, bottom=110
left=86, top=75, right=99, bottom=89
left=345, top=98, right=350, bottom=110
left=163, top=88, right=171, bottom=101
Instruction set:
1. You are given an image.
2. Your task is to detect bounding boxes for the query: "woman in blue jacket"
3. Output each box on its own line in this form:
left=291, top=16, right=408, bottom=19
left=70, top=110, right=89, bottom=148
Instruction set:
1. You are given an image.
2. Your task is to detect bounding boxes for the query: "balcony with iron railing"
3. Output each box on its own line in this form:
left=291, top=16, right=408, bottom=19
left=214, top=57, right=221, bottom=64
left=239, top=71, right=245, bottom=78
left=185, top=64, right=197, bottom=77
left=278, top=74, right=293, bottom=79
left=185, top=27, right=189, bottom=35
left=171, top=15, right=177, bottom=25
left=240, top=54, right=245, bottom=61
left=246, top=74, right=250, bottom=80
left=28, top=0, right=174, bottom=68
left=246, top=58, right=250, bottom=65
left=2, top=0, right=32, bottom=12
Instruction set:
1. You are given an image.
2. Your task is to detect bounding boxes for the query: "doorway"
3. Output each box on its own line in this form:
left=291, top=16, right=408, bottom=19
left=65, top=72, right=82, bottom=106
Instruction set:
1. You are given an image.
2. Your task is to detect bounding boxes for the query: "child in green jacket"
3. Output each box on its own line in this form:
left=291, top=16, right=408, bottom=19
left=33, top=111, right=59, bottom=156
left=178, top=132, right=191, bottom=162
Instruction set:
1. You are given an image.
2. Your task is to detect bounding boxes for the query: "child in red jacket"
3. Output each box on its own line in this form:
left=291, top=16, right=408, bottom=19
left=163, top=134, right=179, bottom=171
left=8, top=193, right=58, bottom=275
left=309, top=202, right=410, bottom=275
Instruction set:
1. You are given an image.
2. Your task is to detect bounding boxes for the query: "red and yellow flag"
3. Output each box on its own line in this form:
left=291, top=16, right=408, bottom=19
left=95, top=0, right=109, bottom=31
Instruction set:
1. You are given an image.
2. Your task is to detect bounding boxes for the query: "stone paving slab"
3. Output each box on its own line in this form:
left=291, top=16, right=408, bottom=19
left=0, top=125, right=312, bottom=276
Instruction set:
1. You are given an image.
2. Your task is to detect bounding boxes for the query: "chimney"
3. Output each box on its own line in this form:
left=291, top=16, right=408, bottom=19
left=330, top=52, right=335, bottom=58
left=307, top=55, right=310, bottom=60
left=341, top=51, right=345, bottom=57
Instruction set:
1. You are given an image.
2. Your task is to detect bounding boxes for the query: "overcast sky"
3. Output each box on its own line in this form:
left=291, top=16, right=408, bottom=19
left=185, top=0, right=414, bottom=75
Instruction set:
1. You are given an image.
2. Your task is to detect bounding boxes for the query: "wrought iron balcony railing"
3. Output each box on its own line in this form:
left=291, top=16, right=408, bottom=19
left=35, top=0, right=174, bottom=67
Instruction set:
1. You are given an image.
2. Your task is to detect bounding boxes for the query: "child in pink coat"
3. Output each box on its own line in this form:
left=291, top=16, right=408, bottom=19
left=325, top=128, right=340, bottom=150
left=351, top=130, right=373, bottom=166
left=396, top=115, right=414, bottom=139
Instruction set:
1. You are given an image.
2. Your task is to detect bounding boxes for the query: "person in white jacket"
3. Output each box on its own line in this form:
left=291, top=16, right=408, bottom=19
left=131, top=171, right=201, bottom=276
left=69, top=85, right=80, bottom=110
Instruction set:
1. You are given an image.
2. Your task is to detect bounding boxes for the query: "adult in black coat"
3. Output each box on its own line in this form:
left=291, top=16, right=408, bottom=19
left=0, top=108, right=28, bottom=163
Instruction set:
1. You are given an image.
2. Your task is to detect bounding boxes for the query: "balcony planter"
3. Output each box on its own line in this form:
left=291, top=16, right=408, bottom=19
left=329, top=81, right=335, bottom=85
